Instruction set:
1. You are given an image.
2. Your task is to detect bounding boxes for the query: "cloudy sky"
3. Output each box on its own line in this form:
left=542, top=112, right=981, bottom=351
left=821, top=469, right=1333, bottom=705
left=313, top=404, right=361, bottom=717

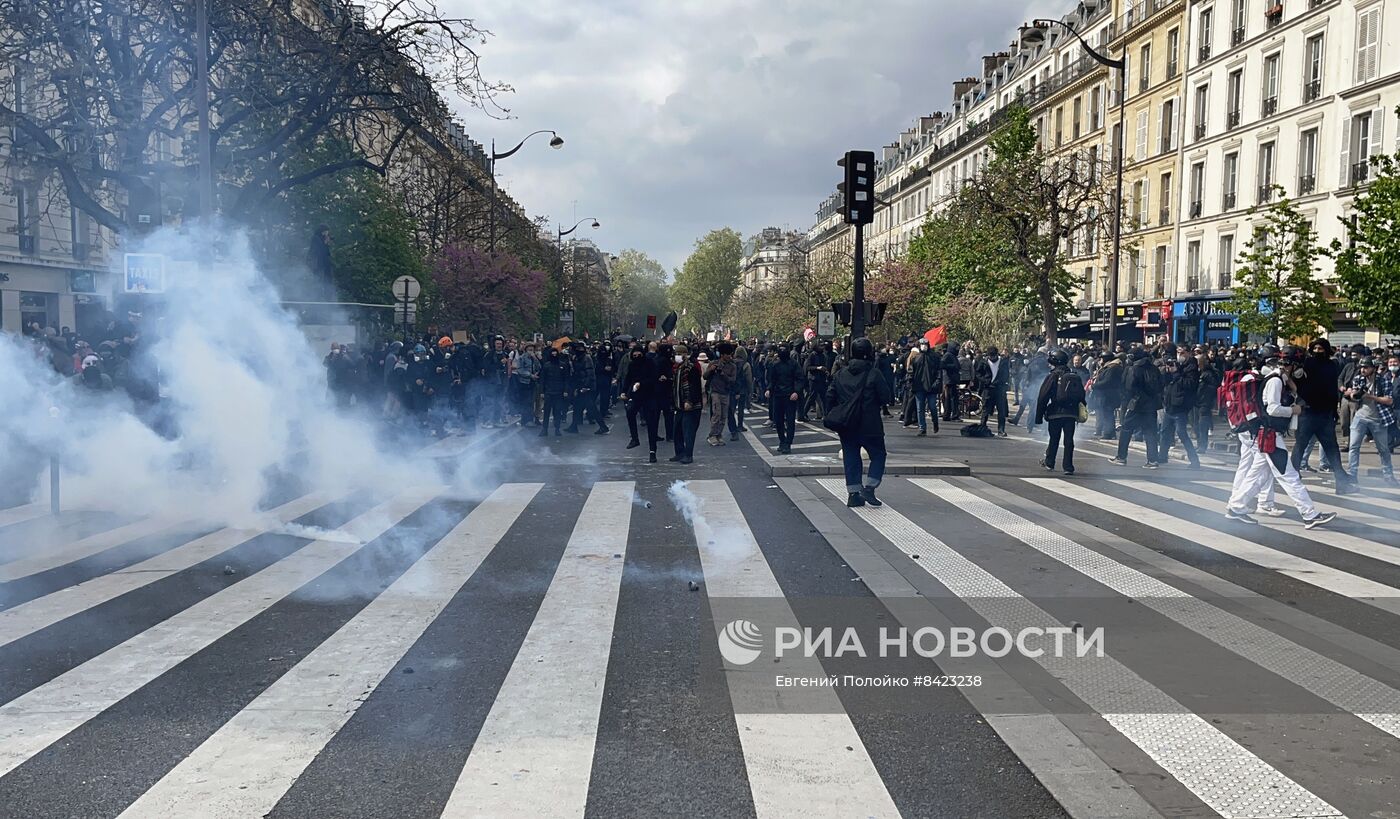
left=446, top=0, right=1065, bottom=275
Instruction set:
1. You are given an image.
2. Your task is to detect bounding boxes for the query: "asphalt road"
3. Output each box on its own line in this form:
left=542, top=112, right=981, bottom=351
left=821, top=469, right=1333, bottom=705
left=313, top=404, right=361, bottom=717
left=1, top=403, right=1399, bottom=818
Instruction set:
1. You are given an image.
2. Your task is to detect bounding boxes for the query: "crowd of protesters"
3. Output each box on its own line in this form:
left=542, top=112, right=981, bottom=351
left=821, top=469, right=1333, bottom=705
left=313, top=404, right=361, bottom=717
left=19, top=313, right=159, bottom=403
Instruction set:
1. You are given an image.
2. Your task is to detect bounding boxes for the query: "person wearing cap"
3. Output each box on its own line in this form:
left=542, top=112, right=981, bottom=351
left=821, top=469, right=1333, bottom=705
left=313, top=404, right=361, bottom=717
left=1344, top=356, right=1397, bottom=487
left=826, top=338, right=894, bottom=507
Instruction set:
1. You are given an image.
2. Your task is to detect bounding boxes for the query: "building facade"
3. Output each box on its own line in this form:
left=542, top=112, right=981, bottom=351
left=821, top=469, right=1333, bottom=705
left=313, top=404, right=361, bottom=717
left=740, top=227, right=806, bottom=292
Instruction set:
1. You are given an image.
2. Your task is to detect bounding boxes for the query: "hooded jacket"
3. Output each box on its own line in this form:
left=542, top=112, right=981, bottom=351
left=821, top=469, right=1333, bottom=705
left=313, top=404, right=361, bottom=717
left=825, top=358, right=894, bottom=438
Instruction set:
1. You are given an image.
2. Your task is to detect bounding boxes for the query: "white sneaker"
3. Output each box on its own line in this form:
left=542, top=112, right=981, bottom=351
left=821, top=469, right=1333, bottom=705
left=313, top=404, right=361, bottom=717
left=1256, top=505, right=1287, bottom=518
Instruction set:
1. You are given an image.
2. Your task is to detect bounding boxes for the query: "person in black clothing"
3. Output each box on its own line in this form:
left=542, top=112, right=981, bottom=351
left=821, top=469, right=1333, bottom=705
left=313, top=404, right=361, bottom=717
left=669, top=344, right=704, bottom=464
left=827, top=338, right=895, bottom=508
left=622, top=346, right=652, bottom=449
left=566, top=344, right=602, bottom=434
left=595, top=341, right=617, bottom=424
left=1292, top=338, right=1357, bottom=493
left=766, top=346, right=802, bottom=454
left=941, top=343, right=961, bottom=420
left=1036, top=349, right=1085, bottom=475
left=1159, top=344, right=1202, bottom=468
left=974, top=345, right=1011, bottom=436
left=1192, top=351, right=1220, bottom=452
left=908, top=340, right=941, bottom=435
left=1091, top=352, right=1124, bottom=439
left=802, top=342, right=832, bottom=420
left=1112, top=348, right=1163, bottom=467
left=538, top=346, right=571, bottom=437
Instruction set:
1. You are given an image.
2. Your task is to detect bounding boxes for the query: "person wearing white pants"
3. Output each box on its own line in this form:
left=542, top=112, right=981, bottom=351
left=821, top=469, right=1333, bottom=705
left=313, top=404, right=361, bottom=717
left=1225, top=348, right=1336, bottom=529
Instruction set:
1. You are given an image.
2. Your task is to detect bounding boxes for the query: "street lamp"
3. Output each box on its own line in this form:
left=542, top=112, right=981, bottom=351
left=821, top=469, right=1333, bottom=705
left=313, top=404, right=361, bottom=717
left=1033, top=18, right=1127, bottom=350
left=557, top=217, right=600, bottom=318
left=487, top=130, right=564, bottom=252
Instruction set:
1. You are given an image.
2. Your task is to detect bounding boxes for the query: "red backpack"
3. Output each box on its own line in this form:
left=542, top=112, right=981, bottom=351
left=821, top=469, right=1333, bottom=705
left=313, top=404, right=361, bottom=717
left=1218, top=370, right=1263, bottom=433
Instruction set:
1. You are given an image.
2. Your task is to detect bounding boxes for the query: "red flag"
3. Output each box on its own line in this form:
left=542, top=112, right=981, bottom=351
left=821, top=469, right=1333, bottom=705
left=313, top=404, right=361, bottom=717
left=923, top=326, right=947, bottom=347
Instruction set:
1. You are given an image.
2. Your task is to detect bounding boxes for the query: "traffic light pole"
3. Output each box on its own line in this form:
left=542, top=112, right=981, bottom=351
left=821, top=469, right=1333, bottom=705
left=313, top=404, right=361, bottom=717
left=851, top=223, right=865, bottom=340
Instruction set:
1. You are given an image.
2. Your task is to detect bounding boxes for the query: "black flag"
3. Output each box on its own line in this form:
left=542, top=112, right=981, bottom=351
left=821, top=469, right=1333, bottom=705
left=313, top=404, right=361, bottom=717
left=660, top=311, right=677, bottom=335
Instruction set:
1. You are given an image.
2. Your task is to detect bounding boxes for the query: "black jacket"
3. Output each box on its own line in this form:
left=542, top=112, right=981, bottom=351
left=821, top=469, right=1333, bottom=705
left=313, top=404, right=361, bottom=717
left=909, top=350, right=941, bottom=393
left=1299, top=355, right=1342, bottom=415
left=768, top=358, right=802, bottom=396
left=974, top=356, right=1011, bottom=393
left=624, top=355, right=656, bottom=401
left=1123, top=355, right=1163, bottom=414
left=1163, top=358, right=1199, bottom=415
left=825, top=358, right=894, bottom=438
left=540, top=355, right=571, bottom=396
left=1036, top=366, right=1085, bottom=424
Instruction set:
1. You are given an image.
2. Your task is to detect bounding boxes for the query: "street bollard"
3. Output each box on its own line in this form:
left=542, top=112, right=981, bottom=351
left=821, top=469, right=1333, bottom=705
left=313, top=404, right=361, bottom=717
left=50, top=454, right=60, bottom=515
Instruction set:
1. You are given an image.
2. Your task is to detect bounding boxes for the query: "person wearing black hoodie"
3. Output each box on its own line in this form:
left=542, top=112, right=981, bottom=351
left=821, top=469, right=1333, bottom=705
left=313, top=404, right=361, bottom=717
left=622, top=345, right=654, bottom=451
left=1035, top=349, right=1084, bottom=475
left=826, top=338, right=895, bottom=508
left=1159, top=343, right=1202, bottom=468
left=538, top=346, right=571, bottom=437
left=1111, top=348, right=1163, bottom=467
left=1292, top=338, right=1357, bottom=493
left=941, top=343, right=961, bottom=420
left=766, top=346, right=803, bottom=453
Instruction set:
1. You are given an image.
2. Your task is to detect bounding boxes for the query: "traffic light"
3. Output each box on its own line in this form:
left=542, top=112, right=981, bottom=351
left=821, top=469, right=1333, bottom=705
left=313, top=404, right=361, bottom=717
left=837, top=150, right=875, bottom=226
left=866, top=301, right=888, bottom=327
left=831, top=301, right=852, bottom=327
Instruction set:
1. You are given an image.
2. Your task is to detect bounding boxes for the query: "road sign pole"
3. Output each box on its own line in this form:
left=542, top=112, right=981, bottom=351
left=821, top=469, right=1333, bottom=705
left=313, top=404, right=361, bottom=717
left=852, top=222, right=866, bottom=340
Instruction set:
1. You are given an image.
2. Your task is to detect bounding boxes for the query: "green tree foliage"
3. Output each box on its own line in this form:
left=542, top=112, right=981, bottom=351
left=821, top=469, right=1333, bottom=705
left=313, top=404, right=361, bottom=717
left=908, top=201, right=1030, bottom=313
left=1332, top=120, right=1400, bottom=334
left=270, top=140, right=425, bottom=307
left=669, top=228, right=743, bottom=333
left=1226, top=187, right=1332, bottom=343
left=954, top=104, right=1116, bottom=344
left=609, top=250, right=671, bottom=337
left=929, top=294, right=1035, bottom=352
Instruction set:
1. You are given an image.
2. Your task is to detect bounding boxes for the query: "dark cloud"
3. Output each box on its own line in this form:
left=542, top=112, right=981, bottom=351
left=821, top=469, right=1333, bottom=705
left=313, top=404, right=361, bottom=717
left=446, top=0, right=1053, bottom=273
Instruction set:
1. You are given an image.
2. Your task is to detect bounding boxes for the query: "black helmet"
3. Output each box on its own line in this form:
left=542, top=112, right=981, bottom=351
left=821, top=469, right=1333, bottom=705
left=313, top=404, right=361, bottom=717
left=1047, top=349, right=1069, bottom=367
left=1258, top=343, right=1281, bottom=365
left=851, top=337, right=875, bottom=361
left=1279, top=345, right=1306, bottom=366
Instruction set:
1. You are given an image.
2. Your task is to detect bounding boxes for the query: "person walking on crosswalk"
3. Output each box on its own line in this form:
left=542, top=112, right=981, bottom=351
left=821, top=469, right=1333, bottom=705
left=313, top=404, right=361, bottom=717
left=1110, top=348, right=1163, bottom=468
left=826, top=337, right=894, bottom=508
left=1225, top=346, right=1336, bottom=528
left=669, top=344, right=703, bottom=464
left=1036, top=349, right=1085, bottom=475
left=765, top=345, right=802, bottom=454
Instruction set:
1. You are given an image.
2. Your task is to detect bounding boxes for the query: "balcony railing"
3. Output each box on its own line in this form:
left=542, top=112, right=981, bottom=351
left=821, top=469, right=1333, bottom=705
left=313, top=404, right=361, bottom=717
left=1265, top=5, right=1284, bottom=29
left=1261, top=96, right=1278, bottom=117
left=1227, top=109, right=1241, bottom=130
left=1223, top=191, right=1238, bottom=210
left=1166, top=60, right=1179, bottom=80
left=1258, top=184, right=1277, bottom=203
left=1351, top=161, right=1371, bottom=186
left=18, top=234, right=35, bottom=255
left=1189, top=200, right=1203, bottom=218
left=1199, top=44, right=1212, bottom=63
left=1304, top=79, right=1321, bottom=102
left=1159, top=207, right=1171, bottom=226
left=1220, top=270, right=1232, bottom=289
left=1194, top=121, right=1207, bottom=141
left=1298, top=174, right=1316, bottom=195
left=1231, top=26, right=1246, bottom=47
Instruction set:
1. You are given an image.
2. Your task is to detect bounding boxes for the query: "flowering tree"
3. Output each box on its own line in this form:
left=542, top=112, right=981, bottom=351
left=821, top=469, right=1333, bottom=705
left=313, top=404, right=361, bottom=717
left=432, top=244, right=547, bottom=338
left=866, top=258, right=934, bottom=340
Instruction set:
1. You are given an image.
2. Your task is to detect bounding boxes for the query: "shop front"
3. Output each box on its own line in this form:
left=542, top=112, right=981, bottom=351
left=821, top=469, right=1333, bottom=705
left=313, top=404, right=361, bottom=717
left=1088, top=302, right=1144, bottom=344
left=1137, top=299, right=1172, bottom=345
left=1173, top=296, right=1239, bottom=346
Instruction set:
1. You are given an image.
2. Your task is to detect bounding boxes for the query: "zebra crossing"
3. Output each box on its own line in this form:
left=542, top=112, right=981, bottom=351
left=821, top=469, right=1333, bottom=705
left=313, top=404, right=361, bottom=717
left=1, top=469, right=1399, bottom=817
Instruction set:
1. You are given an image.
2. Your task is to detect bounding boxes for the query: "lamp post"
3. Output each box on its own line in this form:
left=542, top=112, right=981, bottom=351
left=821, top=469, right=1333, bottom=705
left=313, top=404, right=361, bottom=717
left=1033, top=19, right=1127, bottom=350
left=557, top=217, right=600, bottom=329
left=488, top=130, right=563, bottom=252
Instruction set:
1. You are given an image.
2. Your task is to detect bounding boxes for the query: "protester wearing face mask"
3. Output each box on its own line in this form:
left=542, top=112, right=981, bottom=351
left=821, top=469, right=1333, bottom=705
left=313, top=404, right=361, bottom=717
left=669, top=345, right=703, bottom=464
left=765, top=346, right=802, bottom=454
left=973, top=345, right=1010, bottom=436
left=1159, top=343, right=1202, bottom=469
left=538, top=346, right=571, bottom=438
left=1292, top=338, right=1356, bottom=492
left=908, top=340, right=940, bottom=437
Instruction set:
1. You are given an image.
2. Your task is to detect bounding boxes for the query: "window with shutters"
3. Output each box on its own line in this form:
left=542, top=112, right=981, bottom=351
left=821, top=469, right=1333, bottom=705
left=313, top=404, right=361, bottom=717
left=1154, top=246, right=1169, bottom=298
left=1073, top=97, right=1083, bottom=140
left=1136, top=109, right=1149, bottom=160
left=1138, top=178, right=1151, bottom=226
left=1055, top=106, right=1064, bottom=147
left=1231, top=0, right=1247, bottom=45
left=1223, top=152, right=1239, bottom=209
left=1261, top=53, right=1280, bottom=116
left=1133, top=180, right=1145, bottom=225
left=1355, top=6, right=1381, bottom=85
left=1304, top=34, right=1324, bottom=101
left=1343, top=109, right=1383, bottom=185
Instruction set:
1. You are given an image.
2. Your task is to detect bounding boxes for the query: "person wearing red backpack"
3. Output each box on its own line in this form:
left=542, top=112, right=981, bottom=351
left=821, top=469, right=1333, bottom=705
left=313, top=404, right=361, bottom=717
left=1224, top=346, right=1336, bottom=528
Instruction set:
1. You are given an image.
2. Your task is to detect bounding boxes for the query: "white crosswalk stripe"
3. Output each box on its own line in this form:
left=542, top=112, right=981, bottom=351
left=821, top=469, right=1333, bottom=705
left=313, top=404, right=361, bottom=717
left=0, top=492, right=334, bottom=649
left=0, top=514, right=196, bottom=581
left=10, top=473, right=1400, bottom=818
left=816, top=478, right=1342, bottom=819
left=0, top=487, right=440, bottom=779
left=120, top=484, right=537, bottom=818
left=0, top=502, right=48, bottom=529
left=441, top=482, right=631, bottom=817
